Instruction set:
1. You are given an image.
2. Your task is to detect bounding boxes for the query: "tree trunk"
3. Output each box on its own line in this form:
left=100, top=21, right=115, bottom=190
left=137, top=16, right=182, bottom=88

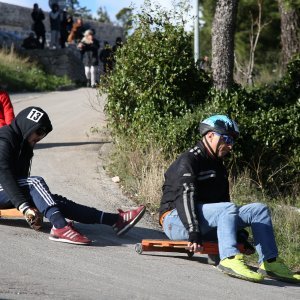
left=211, top=0, right=238, bottom=90
left=278, top=0, right=300, bottom=67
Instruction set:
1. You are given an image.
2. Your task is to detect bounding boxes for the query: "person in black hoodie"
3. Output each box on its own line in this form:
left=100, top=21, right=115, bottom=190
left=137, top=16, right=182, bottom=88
left=159, top=115, right=300, bottom=284
left=0, top=106, right=145, bottom=245
left=31, top=3, right=46, bottom=49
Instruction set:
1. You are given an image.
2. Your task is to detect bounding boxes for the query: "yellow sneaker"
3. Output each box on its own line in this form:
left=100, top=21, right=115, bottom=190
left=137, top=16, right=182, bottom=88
left=218, top=254, right=264, bottom=283
left=258, top=258, right=300, bottom=284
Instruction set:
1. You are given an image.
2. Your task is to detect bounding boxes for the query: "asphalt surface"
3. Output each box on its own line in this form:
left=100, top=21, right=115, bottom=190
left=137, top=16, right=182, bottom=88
left=0, top=88, right=299, bottom=299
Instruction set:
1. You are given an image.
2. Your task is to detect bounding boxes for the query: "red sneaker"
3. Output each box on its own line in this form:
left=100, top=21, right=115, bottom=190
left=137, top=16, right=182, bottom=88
left=49, top=222, right=91, bottom=245
left=113, top=205, right=146, bottom=236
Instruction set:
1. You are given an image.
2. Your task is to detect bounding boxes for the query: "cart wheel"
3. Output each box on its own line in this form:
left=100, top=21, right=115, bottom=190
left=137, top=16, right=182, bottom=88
left=187, top=252, right=194, bottom=258
left=135, top=243, right=143, bottom=254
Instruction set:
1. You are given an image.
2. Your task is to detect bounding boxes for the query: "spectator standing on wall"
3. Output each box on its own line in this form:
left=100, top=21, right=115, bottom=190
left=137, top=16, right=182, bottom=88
left=78, top=29, right=100, bottom=88
left=31, top=3, right=46, bottom=49
left=60, top=10, right=68, bottom=48
left=65, top=14, right=74, bottom=40
left=0, top=91, right=15, bottom=128
left=49, top=3, right=61, bottom=49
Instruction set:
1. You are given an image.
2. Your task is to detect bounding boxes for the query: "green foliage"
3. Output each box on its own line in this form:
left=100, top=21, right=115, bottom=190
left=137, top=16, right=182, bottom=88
left=202, top=56, right=300, bottom=195
left=101, top=2, right=299, bottom=196
left=101, top=6, right=211, bottom=153
left=200, top=0, right=281, bottom=80
left=0, top=48, right=72, bottom=92
left=236, top=0, right=281, bottom=66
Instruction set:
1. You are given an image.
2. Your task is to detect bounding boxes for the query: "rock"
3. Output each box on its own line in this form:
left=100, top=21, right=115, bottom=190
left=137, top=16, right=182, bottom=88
left=112, top=176, right=120, bottom=183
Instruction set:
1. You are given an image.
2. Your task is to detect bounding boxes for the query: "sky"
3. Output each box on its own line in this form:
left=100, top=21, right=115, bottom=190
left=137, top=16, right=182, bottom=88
left=2, top=0, right=195, bottom=23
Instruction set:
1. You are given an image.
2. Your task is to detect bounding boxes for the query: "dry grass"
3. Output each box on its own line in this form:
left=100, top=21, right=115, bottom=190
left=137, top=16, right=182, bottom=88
left=0, top=46, right=72, bottom=91
left=136, top=149, right=170, bottom=211
left=0, top=46, right=31, bottom=68
left=107, top=143, right=170, bottom=214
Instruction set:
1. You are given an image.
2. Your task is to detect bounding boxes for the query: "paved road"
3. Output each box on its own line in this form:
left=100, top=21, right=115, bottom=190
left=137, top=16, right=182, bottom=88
left=0, top=89, right=299, bottom=299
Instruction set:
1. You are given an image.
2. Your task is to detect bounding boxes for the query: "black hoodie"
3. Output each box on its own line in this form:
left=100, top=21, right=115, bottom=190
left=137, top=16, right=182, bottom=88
left=0, top=107, right=52, bottom=209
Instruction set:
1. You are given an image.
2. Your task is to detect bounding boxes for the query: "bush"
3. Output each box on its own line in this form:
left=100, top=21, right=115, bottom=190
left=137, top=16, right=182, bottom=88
left=100, top=5, right=211, bottom=153
left=201, top=57, right=300, bottom=196
left=100, top=2, right=299, bottom=197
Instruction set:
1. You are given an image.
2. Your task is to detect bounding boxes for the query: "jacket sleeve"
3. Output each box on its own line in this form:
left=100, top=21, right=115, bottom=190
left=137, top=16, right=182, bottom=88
left=175, top=156, right=202, bottom=243
left=0, top=140, right=28, bottom=208
left=1, top=92, right=15, bottom=125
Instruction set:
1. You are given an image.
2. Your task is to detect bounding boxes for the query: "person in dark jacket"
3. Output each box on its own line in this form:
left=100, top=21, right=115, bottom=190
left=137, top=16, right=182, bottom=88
left=99, top=41, right=114, bottom=74
left=159, top=115, right=300, bottom=284
left=21, top=32, right=40, bottom=50
left=59, top=10, right=68, bottom=48
left=0, top=106, right=145, bottom=245
left=78, top=29, right=100, bottom=87
left=112, top=37, right=123, bottom=54
left=31, top=3, right=46, bottom=49
left=49, top=3, right=61, bottom=49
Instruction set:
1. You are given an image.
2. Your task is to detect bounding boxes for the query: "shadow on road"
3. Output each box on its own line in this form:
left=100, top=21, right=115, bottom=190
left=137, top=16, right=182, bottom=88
left=35, top=141, right=110, bottom=149
left=0, top=218, right=165, bottom=246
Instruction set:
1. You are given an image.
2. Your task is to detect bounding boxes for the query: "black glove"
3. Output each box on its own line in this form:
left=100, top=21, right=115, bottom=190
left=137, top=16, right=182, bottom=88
left=188, top=231, right=202, bottom=245
left=18, top=202, right=43, bottom=231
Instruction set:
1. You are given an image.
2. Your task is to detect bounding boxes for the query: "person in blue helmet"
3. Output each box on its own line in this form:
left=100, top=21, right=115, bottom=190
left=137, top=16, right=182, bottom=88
left=159, top=114, right=300, bottom=284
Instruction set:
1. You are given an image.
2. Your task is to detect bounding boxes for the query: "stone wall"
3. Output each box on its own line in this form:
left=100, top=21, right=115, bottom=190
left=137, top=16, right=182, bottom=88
left=0, top=1, right=124, bottom=83
left=0, top=2, right=124, bottom=46
left=19, top=47, right=86, bottom=83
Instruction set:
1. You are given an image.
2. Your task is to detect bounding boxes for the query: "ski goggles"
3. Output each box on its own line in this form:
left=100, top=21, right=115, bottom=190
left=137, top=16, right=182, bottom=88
left=213, top=132, right=235, bottom=145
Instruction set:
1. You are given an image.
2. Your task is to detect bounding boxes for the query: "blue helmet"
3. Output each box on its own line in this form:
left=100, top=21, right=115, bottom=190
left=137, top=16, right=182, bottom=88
left=199, top=115, right=239, bottom=138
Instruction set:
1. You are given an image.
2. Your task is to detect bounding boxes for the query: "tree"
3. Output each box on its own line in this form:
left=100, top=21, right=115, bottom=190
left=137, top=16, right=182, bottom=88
left=200, top=0, right=281, bottom=84
left=211, top=0, right=238, bottom=90
left=278, top=0, right=300, bottom=67
left=116, top=7, right=133, bottom=36
left=96, top=7, right=111, bottom=23
left=235, top=0, right=272, bottom=85
left=66, top=0, right=92, bottom=19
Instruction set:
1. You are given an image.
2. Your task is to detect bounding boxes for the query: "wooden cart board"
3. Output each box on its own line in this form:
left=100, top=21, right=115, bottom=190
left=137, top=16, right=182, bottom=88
left=135, top=239, right=247, bottom=258
left=0, top=208, right=23, bottom=218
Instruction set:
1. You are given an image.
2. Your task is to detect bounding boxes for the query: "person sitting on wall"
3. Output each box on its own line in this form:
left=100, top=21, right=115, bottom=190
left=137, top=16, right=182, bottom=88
left=21, top=32, right=40, bottom=50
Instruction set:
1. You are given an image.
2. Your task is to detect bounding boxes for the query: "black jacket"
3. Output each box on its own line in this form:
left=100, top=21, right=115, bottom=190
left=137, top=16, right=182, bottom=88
left=0, top=107, right=52, bottom=209
left=31, top=9, right=45, bottom=34
left=80, top=39, right=100, bottom=67
left=159, top=141, right=230, bottom=242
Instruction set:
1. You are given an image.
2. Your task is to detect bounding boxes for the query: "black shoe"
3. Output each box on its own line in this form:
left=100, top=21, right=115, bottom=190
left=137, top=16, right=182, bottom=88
left=86, top=80, right=91, bottom=87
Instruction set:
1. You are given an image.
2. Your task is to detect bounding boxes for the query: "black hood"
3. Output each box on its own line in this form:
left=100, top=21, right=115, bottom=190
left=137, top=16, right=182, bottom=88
left=11, top=106, right=53, bottom=140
